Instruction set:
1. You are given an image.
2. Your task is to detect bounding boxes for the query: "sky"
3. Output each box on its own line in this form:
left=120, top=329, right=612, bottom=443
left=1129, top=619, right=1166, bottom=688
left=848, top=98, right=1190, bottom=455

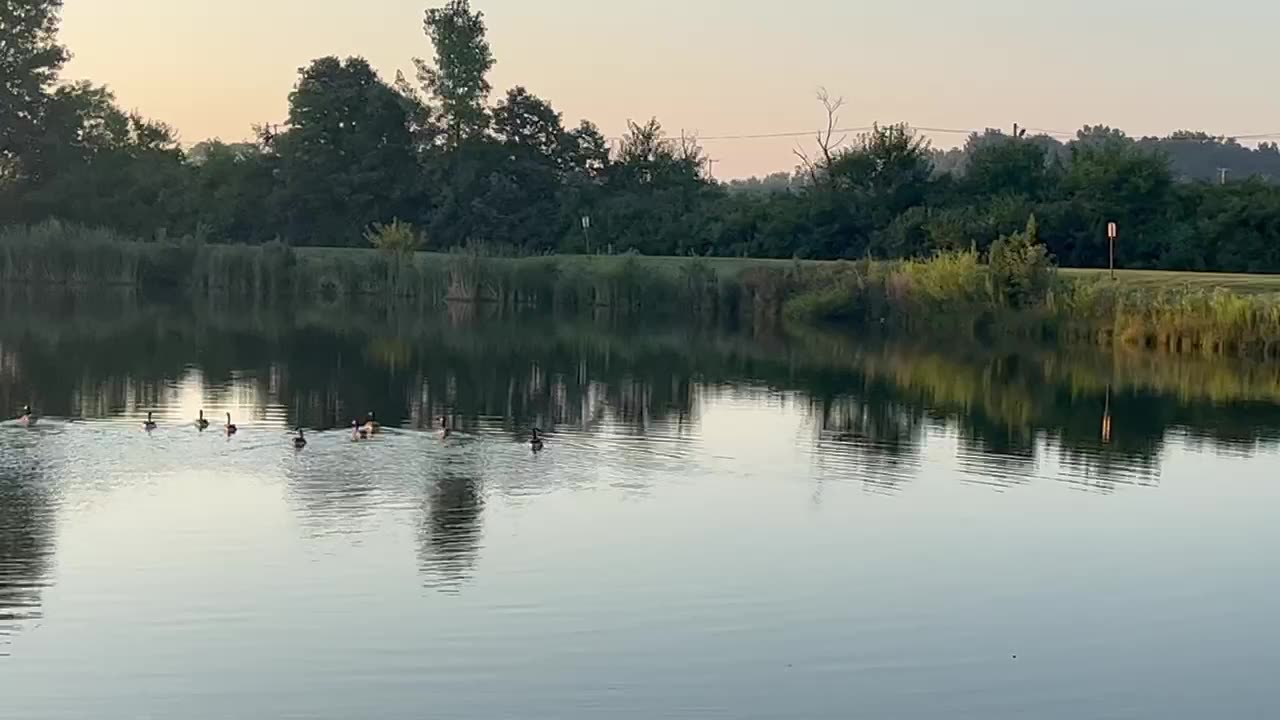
left=60, top=0, right=1280, bottom=179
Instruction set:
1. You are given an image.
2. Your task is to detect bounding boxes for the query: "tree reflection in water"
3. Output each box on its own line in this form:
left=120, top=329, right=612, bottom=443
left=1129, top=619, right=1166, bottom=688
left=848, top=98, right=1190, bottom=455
left=4, top=289, right=1280, bottom=607
left=0, top=445, right=56, bottom=656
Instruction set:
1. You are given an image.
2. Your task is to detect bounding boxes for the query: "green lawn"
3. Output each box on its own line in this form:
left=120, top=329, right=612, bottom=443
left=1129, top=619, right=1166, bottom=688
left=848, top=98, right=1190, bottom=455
left=296, top=247, right=1280, bottom=293
left=1061, top=268, right=1280, bottom=294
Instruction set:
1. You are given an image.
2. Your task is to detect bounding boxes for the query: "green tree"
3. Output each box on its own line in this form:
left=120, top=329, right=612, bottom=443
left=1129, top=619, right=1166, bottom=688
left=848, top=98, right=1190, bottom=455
left=826, top=124, right=933, bottom=216
left=963, top=133, right=1057, bottom=200
left=492, top=86, right=564, bottom=160
left=988, top=215, right=1053, bottom=308
left=13, top=81, right=190, bottom=235
left=1061, top=131, right=1176, bottom=268
left=187, top=140, right=274, bottom=242
left=416, top=0, right=494, bottom=146
left=563, top=120, right=610, bottom=178
left=1, top=0, right=69, bottom=184
left=271, top=56, right=424, bottom=245
left=599, top=119, right=719, bottom=255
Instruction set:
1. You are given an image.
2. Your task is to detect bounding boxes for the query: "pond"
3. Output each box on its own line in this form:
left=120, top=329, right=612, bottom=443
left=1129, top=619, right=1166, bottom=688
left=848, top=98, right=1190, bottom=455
left=1, top=292, right=1277, bottom=719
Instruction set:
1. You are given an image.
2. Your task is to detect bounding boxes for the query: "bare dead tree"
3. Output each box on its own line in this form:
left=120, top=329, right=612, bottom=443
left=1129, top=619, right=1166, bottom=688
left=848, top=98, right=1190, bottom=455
left=794, top=87, right=848, bottom=185
left=677, top=128, right=704, bottom=165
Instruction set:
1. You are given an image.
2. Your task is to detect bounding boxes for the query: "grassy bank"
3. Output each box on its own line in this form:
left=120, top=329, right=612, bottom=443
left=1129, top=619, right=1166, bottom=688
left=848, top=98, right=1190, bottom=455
left=6, top=221, right=1280, bottom=356
left=1061, top=268, right=1280, bottom=294
left=0, top=222, right=791, bottom=319
left=780, top=232, right=1280, bottom=358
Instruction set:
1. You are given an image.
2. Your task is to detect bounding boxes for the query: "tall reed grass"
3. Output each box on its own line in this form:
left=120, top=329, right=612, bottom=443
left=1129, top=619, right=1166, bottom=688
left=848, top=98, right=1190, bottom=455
left=7, top=221, right=1280, bottom=357
left=783, top=248, right=1280, bottom=357
left=0, top=223, right=774, bottom=319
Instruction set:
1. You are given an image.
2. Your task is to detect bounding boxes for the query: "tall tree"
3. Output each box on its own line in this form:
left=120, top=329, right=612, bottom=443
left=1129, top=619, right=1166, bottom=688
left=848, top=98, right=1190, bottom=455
left=187, top=141, right=274, bottom=242
left=563, top=120, right=609, bottom=179
left=0, top=0, right=70, bottom=183
left=415, top=0, right=494, bottom=146
left=1060, top=131, right=1176, bottom=267
left=13, top=81, right=191, bottom=235
left=963, top=132, right=1057, bottom=200
left=601, top=119, right=718, bottom=255
left=271, top=56, right=423, bottom=245
left=492, top=86, right=565, bottom=164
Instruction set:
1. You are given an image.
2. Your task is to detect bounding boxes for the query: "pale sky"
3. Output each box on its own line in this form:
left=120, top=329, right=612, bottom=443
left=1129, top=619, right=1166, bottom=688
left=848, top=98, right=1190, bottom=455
left=61, top=0, right=1280, bottom=178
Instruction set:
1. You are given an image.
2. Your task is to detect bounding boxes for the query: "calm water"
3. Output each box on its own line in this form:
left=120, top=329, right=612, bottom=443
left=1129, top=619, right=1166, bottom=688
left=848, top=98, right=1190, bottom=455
left=2, top=293, right=1279, bottom=719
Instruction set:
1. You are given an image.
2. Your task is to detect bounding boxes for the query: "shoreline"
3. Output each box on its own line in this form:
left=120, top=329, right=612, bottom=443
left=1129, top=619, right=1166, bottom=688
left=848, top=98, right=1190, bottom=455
left=6, top=224, right=1280, bottom=358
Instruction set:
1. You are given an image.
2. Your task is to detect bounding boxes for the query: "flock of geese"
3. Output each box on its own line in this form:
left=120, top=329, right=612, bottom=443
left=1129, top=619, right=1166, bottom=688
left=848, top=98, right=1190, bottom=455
left=14, top=405, right=546, bottom=452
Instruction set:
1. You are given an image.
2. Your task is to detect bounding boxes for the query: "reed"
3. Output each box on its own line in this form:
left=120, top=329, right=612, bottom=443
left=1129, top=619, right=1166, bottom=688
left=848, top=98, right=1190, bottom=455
left=0, top=221, right=143, bottom=287
left=785, top=248, right=1280, bottom=357
left=8, top=221, right=1280, bottom=357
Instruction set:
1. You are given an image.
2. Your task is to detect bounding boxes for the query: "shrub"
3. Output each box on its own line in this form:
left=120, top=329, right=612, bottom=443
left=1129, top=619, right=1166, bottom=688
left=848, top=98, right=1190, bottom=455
left=365, top=219, right=422, bottom=257
left=988, top=215, right=1054, bottom=308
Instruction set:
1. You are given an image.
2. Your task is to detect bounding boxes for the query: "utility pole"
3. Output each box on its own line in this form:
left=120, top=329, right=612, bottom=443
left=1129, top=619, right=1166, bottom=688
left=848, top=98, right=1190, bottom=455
left=1217, top=168, right=1229, bottom=185
left=706, top=158, right=719, bottom=180
left=1107, top=222, right=1118, bottom=280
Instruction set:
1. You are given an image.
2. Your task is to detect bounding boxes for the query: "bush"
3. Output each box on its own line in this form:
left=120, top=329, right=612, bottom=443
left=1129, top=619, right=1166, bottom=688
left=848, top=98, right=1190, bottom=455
left=988, top=215, right=1054, bottom=308
left=365, top=219, right=423, bottom=257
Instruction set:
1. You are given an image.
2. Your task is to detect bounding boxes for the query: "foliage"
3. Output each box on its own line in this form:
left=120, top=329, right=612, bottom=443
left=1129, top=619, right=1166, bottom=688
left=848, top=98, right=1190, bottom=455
left=0, top=0, right=69, bottom=185
left=988, top=216, right=1054, bottom=308
left=416, top=0, right=494, bottom=145
left=5, top=0, right=1280, bottom=285
left=270, top=56, right=424, bottom=246
left=366, top=219, right=423, bottom=256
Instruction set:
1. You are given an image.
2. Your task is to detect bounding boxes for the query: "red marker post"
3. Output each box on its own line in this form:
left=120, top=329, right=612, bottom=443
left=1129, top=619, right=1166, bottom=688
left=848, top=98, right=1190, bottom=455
left=1107, top=222, right=1118, bottom=280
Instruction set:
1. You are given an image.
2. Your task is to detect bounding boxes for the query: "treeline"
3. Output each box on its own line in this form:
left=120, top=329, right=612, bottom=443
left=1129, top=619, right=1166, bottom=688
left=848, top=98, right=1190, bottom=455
left=4, top=1, right=1280, bottom=273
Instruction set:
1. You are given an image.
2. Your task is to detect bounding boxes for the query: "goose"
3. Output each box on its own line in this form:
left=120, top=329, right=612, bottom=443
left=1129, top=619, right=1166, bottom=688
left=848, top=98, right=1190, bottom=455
left=144, top=412, right=157, bottom=431
left=225, top=413, right=237, bottom=435
left=17, top=405, right=37, bottom=428
left=197, top=410, right=210, bottom=430
left=530, top=427, right=545, bottom=452
left=293, top=428, right=307, bottom=449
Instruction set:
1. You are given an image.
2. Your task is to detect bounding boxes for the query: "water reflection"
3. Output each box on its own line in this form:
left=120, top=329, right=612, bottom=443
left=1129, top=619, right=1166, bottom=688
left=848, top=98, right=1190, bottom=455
left=3, top=290, right=1280, bottom=641
left=5, top=290, right=1280, bottom=472
left=419, top=473, right=485, bottom=593
left=3, top=291, right=1280, bottom=719
left=0, top=434, right=57, bottom=655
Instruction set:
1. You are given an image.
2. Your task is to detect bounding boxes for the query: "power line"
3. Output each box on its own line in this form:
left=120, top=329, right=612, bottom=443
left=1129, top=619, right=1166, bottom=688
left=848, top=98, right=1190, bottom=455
left=686, top=126, right=1280, bottom=143
left=614, top=125, right=1080, bottom=144
left=182, top=123, right=1280, bottom=149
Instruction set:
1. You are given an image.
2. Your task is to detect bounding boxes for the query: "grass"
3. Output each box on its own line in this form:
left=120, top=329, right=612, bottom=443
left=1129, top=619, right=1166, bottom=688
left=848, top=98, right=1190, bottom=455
left=778, top=249, right=1280, bottom=358
left=1062, top=268, right=1280, bottom=294
left=9, top=221, right=1280, bottom=357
